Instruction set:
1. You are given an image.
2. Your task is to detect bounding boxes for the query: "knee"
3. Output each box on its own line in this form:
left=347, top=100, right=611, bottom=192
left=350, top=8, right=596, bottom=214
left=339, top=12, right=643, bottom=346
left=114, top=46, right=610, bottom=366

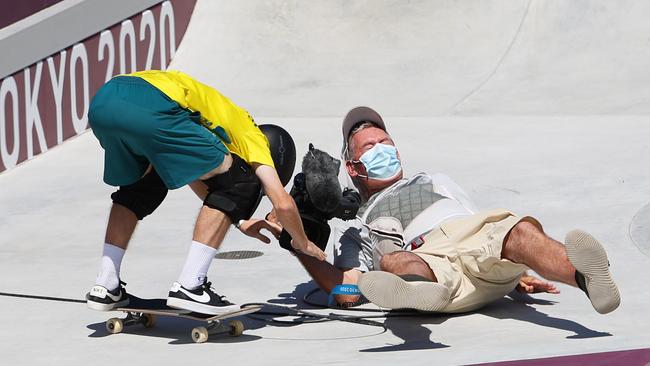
left=379, top=251, right=401, bottom=272
left=111, top=170, right=168, bottom=220
left=379, top=251, right=418, bottom=273
left=379, top=251, right=437, bottom=281
left=503, top=220, right=544, bottom=260
left=509, top=220, right=541, bottom=242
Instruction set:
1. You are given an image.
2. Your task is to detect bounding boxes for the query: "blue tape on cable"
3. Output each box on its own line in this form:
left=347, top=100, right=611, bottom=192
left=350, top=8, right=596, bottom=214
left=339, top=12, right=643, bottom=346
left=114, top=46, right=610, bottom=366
left=328, top=284, right=361, bottom=307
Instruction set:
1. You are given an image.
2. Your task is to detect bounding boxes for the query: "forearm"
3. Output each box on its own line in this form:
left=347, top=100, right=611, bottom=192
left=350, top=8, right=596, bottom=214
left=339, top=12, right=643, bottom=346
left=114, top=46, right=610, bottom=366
left=273, top=195, right=309, bottom=245
left=296, top=253, right=361, bottom=304
left=296, top=253, right=344, bottom=293
left=256, top=163, right=326, bottom=260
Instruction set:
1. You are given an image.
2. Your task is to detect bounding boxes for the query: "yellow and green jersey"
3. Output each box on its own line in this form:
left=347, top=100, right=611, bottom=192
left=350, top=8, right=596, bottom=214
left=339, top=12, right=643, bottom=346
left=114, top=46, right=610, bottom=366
left=125, top=70, right=274, bottom=168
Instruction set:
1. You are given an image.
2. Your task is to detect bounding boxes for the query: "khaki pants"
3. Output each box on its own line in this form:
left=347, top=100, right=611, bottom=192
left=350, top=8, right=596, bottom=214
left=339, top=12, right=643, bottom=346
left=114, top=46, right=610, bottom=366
left=413, top=209, right=542, bottom=313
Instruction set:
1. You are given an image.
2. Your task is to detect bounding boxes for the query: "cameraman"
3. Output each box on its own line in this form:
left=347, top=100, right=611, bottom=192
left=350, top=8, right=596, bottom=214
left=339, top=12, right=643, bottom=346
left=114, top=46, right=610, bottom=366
left=271, top=107, right=619, bottom=316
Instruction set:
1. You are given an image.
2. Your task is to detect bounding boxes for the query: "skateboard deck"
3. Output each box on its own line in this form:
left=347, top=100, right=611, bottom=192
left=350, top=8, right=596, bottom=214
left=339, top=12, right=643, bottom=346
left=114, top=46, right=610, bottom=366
left=104, top=295, right=261, bottom=343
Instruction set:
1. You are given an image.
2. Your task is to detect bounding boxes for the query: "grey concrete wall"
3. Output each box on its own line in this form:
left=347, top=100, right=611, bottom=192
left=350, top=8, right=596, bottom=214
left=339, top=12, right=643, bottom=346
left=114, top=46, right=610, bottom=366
left=0, top=0, right=162, bottom=79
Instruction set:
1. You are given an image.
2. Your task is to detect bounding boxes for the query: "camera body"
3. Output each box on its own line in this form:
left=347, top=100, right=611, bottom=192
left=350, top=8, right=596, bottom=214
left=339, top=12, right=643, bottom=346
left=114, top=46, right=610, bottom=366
left=290, top=172, right=361, bottom=222
left=279, top=144, right=362, bottom=252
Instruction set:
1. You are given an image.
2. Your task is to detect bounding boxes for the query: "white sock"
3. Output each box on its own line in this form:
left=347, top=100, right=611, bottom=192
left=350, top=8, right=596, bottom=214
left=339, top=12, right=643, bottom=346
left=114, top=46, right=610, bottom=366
left=95, top=243, right=126, bottom=291
left=177, top=241, right=218, bottom=290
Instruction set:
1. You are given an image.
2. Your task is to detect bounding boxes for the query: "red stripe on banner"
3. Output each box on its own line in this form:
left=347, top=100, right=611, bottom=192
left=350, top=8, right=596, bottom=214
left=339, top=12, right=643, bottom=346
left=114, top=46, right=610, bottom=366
left=0, top=0, right=64, bottom=29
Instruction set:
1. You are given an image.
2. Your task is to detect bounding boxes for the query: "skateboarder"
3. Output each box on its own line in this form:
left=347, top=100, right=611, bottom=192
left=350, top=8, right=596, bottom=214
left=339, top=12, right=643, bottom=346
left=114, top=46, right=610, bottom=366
left=86, top=70, right=326, bottom=315
left=280, top=106, right=620, bottom=314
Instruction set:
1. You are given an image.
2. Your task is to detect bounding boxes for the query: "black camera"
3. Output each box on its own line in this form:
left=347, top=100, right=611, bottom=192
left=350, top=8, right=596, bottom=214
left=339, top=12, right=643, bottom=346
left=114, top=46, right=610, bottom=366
left=279, top=144, right=361, bottom=252
left=290, top=172, right=361, bottom=221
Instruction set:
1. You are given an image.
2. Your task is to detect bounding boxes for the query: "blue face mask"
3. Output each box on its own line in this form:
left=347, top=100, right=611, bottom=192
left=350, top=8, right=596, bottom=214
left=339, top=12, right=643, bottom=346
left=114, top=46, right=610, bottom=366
left=354, top=143, right=402, bottom=180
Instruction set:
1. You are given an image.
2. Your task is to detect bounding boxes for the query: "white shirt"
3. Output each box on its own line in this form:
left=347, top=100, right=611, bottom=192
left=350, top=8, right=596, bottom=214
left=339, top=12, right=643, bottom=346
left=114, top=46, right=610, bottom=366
left=332, top=172, right=478, bottom=272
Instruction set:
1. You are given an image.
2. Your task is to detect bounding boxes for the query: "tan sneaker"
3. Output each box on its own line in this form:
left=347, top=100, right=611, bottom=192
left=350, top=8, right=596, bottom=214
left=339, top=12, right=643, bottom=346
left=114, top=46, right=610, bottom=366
left=565, top=230, right=621, bottom=314
left=358, top=272, right=450, bottom=312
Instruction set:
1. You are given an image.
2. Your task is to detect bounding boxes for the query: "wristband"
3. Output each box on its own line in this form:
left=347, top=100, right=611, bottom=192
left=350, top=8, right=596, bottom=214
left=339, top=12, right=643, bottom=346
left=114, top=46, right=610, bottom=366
left=328, top=284, right=361, bottom=307
left=235, top=219, right=245, bottom=229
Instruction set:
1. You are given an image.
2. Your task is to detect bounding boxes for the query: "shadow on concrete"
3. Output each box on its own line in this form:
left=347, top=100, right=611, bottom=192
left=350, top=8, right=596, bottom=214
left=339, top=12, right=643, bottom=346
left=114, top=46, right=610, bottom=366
left=359, top=292, right=610, bottom=352
left=260, top=280, right=452, bottom=350
left=86, top=281, right=610, bottom=347
left=479, top=296, right=612, bottom=339
left=83, top=284, right=322, bottom=342
left=267, top=281, right=610, bottom=351
left=86, top=314, right=262, bottom=344
left=359, top=313, right=453, bottom=352
left=264, top=280, right=323, bottom=309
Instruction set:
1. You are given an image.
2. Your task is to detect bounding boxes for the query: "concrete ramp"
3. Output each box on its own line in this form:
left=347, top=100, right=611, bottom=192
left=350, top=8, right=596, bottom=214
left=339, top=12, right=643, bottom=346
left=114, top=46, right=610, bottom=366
left=1, top=1, right=650, bottom=365
left=172, top=0, right=650, bottom=117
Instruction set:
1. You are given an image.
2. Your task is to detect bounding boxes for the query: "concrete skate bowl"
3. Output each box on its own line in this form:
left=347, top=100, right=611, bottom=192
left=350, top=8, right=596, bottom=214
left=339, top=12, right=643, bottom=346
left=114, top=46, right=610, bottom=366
left=171, top=0, right=650, bottom=118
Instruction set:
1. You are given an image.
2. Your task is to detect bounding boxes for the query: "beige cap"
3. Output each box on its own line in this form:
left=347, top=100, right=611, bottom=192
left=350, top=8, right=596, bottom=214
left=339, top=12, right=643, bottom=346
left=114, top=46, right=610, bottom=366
left=341, top=106, right=387, bottom=157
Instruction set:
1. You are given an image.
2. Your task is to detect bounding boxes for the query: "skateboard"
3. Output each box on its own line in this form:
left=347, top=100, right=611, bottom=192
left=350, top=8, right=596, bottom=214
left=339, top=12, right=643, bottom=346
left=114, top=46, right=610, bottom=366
left=103, top=295, right=261, bottom=343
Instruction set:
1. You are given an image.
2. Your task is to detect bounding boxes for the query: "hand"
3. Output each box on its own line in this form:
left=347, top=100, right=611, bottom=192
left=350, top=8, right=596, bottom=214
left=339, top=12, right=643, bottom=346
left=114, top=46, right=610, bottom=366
left=265, top=209, right=281, bottom=226
left=291, top=238, right=327, bottom=261
left=238, top=219, right=282, bottom=244
left=516, top=275, right=560, bottom=294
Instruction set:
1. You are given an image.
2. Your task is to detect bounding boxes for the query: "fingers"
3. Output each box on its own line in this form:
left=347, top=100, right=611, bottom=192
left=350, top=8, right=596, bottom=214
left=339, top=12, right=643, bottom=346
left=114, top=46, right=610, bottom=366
left=253, top=232, right=271, bottom=244
left=261, top=220, right=282, bottom=237
left=519, top=277, right=560, bottom=294
left=545, top=284, right=560, bottom=294
left=251, top=219, right=281, bottom=234
left=292, top=241, right=327, bottom=261
left=297, top=246, right=326, bottom=261
left=516, top=281, right=526, bottom=293
left=516, top=283, right=534, bottom=293
left=305, top=246, right=327, bottom=261
left=531, top=279, right=560, bottom=294
left=245, top=220, right=281, bottom=242
left=265, top=209, right=280, bottom=225
left=310, top=247, right=327, bottom=261
left=516, top=285, right=526, bottom=294
left=523, top=284, right=534, bottom=293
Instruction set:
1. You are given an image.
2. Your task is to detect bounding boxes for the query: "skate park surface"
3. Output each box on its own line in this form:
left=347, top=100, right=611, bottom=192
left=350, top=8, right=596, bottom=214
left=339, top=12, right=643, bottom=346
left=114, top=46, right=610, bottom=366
left=1, top=1, right=650, bottom=365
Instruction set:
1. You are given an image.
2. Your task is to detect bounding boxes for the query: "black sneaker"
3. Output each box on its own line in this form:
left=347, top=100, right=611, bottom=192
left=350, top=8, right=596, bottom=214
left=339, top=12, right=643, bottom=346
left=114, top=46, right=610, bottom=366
left=166, top=279, right=239, bottom=315
left=86, top=281, right=129, bottom=311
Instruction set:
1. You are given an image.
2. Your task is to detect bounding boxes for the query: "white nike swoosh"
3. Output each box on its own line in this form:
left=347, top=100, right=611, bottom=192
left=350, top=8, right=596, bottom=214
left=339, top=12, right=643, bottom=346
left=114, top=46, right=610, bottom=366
left=106, top=289, right=123, bottom=301
left=179, top=288, right=211, bottom=303
left=90, top=286, right=122, bottom=301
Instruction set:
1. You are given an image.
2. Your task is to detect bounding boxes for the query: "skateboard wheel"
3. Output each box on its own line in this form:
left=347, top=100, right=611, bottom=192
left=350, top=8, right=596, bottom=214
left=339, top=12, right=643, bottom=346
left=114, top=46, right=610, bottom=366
left=106, top=318, right=124, bottom=334
left=192, top=326, right=209, bottom=343
left=228, top=320, right=244, bottom=337
left=143, top=314, right=156, bottom=328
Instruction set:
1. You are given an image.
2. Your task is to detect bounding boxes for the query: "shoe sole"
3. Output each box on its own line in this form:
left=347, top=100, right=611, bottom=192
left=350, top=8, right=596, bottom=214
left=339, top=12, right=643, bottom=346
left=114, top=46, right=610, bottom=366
left=166, top=297, right=240, bottom=315
left=86, top=297, right=129, bottom=311
left=565, top=229, right=621, bottom=314
left=357, top=271, right=450, bottom=312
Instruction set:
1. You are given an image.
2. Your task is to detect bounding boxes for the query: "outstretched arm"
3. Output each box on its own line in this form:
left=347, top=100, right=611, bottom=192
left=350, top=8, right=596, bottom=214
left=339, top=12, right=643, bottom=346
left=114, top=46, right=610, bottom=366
left=255, top=164, right=327, bottom=261
left=295, top=252, right=363, bottom=305
left=268, top=206, right=361, bottom=303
